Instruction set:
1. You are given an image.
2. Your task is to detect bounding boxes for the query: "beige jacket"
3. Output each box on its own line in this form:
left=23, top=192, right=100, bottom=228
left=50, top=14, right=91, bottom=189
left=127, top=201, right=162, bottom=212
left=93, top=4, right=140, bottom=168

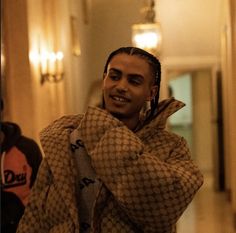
left=17, top=98, right=203, bottom=233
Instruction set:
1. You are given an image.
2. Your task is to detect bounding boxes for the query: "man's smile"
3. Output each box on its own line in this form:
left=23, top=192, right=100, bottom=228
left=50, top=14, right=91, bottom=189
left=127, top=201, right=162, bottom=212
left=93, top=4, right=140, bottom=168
left=110, top=95, right=130, bottom=103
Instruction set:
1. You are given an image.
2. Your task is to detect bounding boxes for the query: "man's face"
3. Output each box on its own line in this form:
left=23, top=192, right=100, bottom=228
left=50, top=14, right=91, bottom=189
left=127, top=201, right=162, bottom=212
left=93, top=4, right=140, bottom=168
left=103, top=53, right=157, bottom=121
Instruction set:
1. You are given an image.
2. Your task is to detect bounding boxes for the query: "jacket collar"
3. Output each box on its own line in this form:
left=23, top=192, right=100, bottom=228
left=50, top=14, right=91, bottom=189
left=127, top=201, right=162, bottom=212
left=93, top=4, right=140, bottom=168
left=136, top=97, right=185, bottom=138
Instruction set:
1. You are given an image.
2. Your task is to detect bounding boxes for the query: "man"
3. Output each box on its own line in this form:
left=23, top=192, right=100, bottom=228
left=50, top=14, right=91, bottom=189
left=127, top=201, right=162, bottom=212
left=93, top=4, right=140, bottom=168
left=17, top=47, right=203, bottom=233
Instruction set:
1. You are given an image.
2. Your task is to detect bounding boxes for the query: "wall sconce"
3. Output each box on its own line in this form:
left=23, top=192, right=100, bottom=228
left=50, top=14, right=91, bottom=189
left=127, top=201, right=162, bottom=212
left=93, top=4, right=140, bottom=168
left=30, top=50, right=64, bottom=85
left=132, top=0, right=162, bottom=55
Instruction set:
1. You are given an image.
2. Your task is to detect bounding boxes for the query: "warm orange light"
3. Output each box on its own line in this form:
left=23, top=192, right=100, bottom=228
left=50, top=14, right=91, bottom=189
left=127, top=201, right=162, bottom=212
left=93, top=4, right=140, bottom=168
left=132, top=23, right=162, bottom=55
left=131, top=0, right=162, bottom=56
left=29, top=50, right=64, bottom=84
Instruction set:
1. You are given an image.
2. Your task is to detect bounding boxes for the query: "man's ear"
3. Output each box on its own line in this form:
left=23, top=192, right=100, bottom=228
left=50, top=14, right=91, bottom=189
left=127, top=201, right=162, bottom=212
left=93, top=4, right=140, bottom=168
left=101, top=73, right=106, bottom=90
left=146, top=85, right=158, bottom=101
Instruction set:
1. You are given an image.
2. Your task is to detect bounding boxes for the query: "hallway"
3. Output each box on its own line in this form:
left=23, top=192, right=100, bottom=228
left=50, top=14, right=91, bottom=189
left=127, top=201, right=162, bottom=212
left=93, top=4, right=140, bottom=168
left=177, top=172, right=235, bottom=233
left=1, top=1, right=236, bottom=232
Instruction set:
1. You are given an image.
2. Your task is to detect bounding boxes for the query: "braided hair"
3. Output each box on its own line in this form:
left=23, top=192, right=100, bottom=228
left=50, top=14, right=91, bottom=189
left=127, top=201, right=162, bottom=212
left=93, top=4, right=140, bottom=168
left=103, top=47, right=161, bottom=121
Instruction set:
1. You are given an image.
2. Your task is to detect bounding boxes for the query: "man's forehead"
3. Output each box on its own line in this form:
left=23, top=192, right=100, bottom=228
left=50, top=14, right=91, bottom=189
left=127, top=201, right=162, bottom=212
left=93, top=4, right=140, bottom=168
left=107, top=54, right=157, bottom=86
left=108, top=54, right=151, bottom=74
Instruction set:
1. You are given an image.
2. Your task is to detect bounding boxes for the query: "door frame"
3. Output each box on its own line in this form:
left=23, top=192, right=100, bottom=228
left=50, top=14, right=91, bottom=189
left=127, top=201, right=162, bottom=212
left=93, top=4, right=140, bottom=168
left=161, top=55, right=222, bottom=190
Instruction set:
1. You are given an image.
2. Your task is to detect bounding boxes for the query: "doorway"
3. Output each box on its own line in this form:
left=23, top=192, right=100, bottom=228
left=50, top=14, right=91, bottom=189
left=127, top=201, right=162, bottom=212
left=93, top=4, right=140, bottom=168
left=167, top=68, right=224, bottom=190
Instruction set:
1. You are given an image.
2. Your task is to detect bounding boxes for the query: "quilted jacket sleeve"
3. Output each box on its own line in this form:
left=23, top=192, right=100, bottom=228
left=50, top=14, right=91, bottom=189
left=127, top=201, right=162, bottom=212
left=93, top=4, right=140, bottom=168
left=80, top=107, right=204, bottom=232
left=17, top=154, right=77, bottom=233
left=16, top=158, right=53, bottom=232
left=17, top=114, right=81, bottom=233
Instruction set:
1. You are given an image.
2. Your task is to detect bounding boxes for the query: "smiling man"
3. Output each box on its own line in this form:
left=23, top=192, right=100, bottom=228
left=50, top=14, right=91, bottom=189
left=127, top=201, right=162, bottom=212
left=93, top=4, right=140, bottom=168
left=103, top=53, right=158, bottom=131
left=17, top=47, right=203, bottom=233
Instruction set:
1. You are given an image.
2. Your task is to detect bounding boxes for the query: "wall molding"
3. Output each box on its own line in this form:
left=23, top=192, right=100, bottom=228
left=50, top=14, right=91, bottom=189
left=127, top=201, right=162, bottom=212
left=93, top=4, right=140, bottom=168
left=162, top=55, right=221, bottom=72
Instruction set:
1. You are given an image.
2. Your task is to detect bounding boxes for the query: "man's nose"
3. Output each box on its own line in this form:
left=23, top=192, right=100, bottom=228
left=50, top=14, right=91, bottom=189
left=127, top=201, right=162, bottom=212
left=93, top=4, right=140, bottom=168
left=116, top=77, right=128, bottom=92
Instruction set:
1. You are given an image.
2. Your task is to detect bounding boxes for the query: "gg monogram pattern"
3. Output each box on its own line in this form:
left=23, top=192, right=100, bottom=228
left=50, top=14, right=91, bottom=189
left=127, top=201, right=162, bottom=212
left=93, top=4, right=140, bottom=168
left=17, top=98, right=203, bottom=233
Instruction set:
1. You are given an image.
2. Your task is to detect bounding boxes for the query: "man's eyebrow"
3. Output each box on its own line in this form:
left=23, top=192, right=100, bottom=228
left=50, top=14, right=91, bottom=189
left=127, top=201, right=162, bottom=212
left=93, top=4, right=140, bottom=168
left=128, top=74, right=144, bottom=79
left=109, top=68, right=143, bottom=77
left=108, top=68, right=121, bottom=74
left=108, top=67, right=144, bottom=81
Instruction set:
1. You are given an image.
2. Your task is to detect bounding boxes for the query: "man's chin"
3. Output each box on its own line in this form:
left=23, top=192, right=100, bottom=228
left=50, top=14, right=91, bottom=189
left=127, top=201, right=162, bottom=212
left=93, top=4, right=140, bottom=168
left=105, top=104, right=128, bottom=119
left=109, top=110, right=126, bottom=120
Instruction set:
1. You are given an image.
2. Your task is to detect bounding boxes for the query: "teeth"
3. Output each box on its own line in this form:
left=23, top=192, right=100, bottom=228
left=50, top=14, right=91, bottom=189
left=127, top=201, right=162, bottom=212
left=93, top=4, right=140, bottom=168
left=113, top=96, right=127, bottom=102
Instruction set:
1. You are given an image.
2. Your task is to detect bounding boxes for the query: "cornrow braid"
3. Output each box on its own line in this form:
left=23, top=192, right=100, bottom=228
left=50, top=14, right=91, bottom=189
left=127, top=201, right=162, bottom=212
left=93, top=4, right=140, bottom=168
left=103, top=47, right=161, bottom=120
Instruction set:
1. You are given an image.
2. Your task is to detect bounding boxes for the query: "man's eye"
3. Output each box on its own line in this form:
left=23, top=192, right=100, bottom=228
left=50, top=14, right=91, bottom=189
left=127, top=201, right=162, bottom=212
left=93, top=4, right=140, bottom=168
left=108, top=74, right=119, bottom=80
left=129, top=78, right=141, bottom=85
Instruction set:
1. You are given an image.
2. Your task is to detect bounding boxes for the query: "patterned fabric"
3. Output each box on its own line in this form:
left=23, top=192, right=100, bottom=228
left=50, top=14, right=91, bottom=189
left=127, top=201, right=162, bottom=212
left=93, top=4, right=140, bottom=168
left=70, top=129, right=101, bottom=233
left=17, top=98, right=203, bottom=233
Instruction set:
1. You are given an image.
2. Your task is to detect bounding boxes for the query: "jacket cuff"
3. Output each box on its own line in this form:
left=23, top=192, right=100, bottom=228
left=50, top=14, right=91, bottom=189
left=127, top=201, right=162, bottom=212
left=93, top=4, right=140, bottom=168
left=79, top=106, right=123, bottom=152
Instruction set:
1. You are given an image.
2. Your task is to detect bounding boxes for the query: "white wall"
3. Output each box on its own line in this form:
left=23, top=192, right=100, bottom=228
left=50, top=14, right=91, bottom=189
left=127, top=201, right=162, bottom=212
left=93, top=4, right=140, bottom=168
left=158, top=0, right=221, bottom=57
left=169, top=74, right=193, bottom=125
left=192, top=70, right=213, bottom=172
left=66, top=0, right=98, bottom=114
